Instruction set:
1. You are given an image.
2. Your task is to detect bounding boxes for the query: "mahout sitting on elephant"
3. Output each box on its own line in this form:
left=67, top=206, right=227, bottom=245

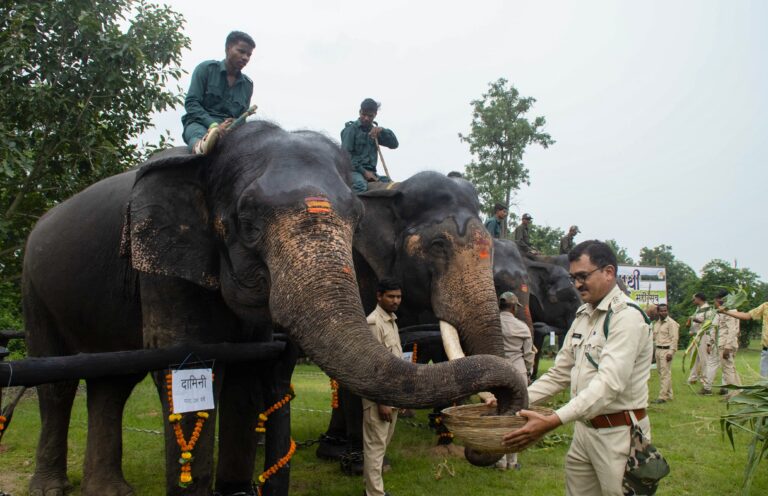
left=23, top=123, right=527, bottom=496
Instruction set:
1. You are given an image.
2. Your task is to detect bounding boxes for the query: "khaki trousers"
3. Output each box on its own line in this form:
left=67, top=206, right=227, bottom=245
left=565, top=416, right=651, bottom=496
left=363, top=406, right=397, bottom=496
left=702, top=341, right=721, bottom=390
left=720, top=351, right=741, bottom=387
left=687, top=337, right=707, bottom=383
left=655, top=349, right=674, bottom=400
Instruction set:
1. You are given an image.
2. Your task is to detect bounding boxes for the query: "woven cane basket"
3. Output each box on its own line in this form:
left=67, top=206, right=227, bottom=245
left=441, top=404, right=555, bottom=454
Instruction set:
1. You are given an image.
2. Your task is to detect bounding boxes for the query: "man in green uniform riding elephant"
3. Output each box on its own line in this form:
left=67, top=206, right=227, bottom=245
left=341, top=98, right=399, bottom=193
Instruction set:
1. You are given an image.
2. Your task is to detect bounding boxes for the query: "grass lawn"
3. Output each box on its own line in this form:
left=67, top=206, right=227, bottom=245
left=1, top=345, right=767, bottom=495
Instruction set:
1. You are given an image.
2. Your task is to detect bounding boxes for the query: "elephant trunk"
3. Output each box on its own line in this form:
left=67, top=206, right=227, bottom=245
left=263, top=210, right=527, bottom=410
left=432, top=223, right=527, bottom=413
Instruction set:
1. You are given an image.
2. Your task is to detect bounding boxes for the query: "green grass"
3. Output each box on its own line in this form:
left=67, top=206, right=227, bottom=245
left=1, top=346, right=767, bottom=495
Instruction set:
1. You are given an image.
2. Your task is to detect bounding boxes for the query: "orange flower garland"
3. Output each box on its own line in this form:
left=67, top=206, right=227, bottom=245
left=411, top=343, right=418, bottom=363
left=253, top=385, right=297, bottom=495
left=0, top=414, right=6, bottom=432
left=165, top=372, right=213, bottom=488
left=256, top=438, right=296, bottom=496
left=255, top=384, right=295, bottom=434
left=330, top=379, right=339, bottom=409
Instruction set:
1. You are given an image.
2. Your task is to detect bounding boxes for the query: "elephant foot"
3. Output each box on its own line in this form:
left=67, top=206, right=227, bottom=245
left=29, top=472, right=73, bottom=496
left=81, top=475, right=134, bottom=496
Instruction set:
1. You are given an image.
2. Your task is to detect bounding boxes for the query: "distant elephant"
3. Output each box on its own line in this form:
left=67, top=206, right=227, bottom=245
left=22, top=123, right=526, bottom=496
left=524, top=254, right=581, bottom=377
left=314, top=173, right=529, bottom=464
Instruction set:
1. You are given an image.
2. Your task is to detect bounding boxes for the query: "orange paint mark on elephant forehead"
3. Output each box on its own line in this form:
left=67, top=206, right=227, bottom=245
left=305, top=196, right=331, bottom=214
left=473, top=232, right=491, bottom=260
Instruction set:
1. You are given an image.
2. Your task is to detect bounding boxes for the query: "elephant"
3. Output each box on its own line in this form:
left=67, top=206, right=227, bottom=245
left=316, top=173, right=529, bottom=466
left=22, top=122, right=526, bottom=496
left=522, top=254, right=581, bottom=377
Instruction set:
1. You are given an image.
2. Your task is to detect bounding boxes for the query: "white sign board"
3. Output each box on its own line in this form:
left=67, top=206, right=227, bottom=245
left=171, top=368, right=214, bottom=414
left=617, top=265, right=668, bottom=306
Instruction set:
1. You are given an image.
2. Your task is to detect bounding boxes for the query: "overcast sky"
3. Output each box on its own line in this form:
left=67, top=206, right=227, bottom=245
left=143, top=0, right=768, bottom=282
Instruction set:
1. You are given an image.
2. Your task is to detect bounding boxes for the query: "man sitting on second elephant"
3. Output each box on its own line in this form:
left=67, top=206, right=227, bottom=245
left=341, top=98, right=399, bottom=193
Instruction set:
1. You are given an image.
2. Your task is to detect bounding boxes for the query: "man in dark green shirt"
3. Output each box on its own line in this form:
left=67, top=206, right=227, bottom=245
left=341, top=98, right=399, bottom=193
left=484, top=203, right=508, bottom=238
left=513, top=213, right=538, bottom=255
left=182, top=31, right=255, bottom=155
left=559, top=225, right=580, bottom=254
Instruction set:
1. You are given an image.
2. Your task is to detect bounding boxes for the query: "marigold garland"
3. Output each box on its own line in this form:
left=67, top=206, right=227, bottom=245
left=411, top=343, right=418, bottom=363
left=0, top=414, right=6, bottom=432
left=256, top=438, right=296, bottom=496
left=255, top=384, right=295, bottom=434
left=330, top=379, right=339, bottom=409
left=165, top=371, right=213, bottom=488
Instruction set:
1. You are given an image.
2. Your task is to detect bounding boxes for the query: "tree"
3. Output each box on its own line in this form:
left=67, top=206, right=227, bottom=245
left=460, top=78, right=554, bottom=235
left=0, top=1, right=189, bottom=320
left=605, top=239, right=635, bottom=265
left=528, top=225, right=565, bottom=256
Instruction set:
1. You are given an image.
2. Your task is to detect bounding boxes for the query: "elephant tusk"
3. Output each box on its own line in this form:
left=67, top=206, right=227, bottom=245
left=439, top=320, right=465, bottom=360
left=439, top=320, right=495, bottom=403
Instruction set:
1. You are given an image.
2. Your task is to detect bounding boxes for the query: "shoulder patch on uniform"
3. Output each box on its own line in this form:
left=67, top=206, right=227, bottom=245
left=345, top=120, right=357, bottom=128
left=366, top=314, right=376, bottom=325
left=575, top=303, right=590, bottom=315
left=610, top=296, right=628, bottom=313
left=242, top=74, right=253, bottom=83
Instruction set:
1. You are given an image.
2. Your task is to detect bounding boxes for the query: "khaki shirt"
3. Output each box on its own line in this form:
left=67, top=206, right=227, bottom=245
left=500, top=311, right=534, bottom=374
left=690, top=303, right=715, bottom=335
left=652, top=316, right=679, bottom=350
left=748, top=302, right=768, bottom=348
left=715, top=313, right=740, bottom=350
left=362, top=305, right=402, bottom=410
left=528, top=285, right=653, bottom=425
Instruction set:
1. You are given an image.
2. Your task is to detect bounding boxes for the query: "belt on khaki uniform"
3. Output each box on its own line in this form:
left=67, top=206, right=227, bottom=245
left=587, top=409, right=646, bottom=429
left=655, top=345, right=671, bottom=349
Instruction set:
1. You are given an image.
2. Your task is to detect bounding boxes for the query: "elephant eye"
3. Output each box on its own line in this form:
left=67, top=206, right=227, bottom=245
left=237, top=214, right=263, bottom=245
left=429, top=238, right=449, bottom=256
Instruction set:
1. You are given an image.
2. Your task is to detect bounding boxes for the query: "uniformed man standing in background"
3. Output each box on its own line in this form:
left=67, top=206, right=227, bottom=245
left=503, top=240, right=653, bottom=496
left=652, top=303, right=679, bottom=404
left=687, top=293, right=714, bottom=385
left=341, top=98, right=399, bottom=193
left=362, top=278, right=403, bottom=496
left=710, top=290, right=741, bottom=394
left=718, top=298, right=768, bottom=378
left=182, top=31, right=255, bottom=155
left=559, top=225, right=580, bottom=254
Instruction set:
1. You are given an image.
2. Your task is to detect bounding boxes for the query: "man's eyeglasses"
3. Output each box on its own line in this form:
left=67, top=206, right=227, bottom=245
left=569, top=266, right=603, bottom=285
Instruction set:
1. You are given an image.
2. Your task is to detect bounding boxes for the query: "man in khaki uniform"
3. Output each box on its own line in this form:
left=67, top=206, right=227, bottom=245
left=708, top=291, right=741, bottom=394
left=651, top=304, right=679, bottom=403
left=503, top=240, right=653, bottom=496
left=719, top=299, right=768, bottom=378
left=687, top=293, right=715, bottom=385
left=362, top=278, right=403, bottom=496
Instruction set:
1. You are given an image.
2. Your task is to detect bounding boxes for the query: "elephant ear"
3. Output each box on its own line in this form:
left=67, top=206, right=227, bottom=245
left=354, top=187, right=403, bottom=279
left=120, top=147, right=220, bottom=290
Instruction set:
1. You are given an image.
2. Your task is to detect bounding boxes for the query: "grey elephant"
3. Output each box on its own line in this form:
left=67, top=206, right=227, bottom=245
left=22, top=122, right=526, bottom=496
left=316, top=173, right=530, bottom=466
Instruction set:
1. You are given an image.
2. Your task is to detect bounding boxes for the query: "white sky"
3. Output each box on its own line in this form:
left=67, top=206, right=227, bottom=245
left=143, top=0, right=768, bottom=282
